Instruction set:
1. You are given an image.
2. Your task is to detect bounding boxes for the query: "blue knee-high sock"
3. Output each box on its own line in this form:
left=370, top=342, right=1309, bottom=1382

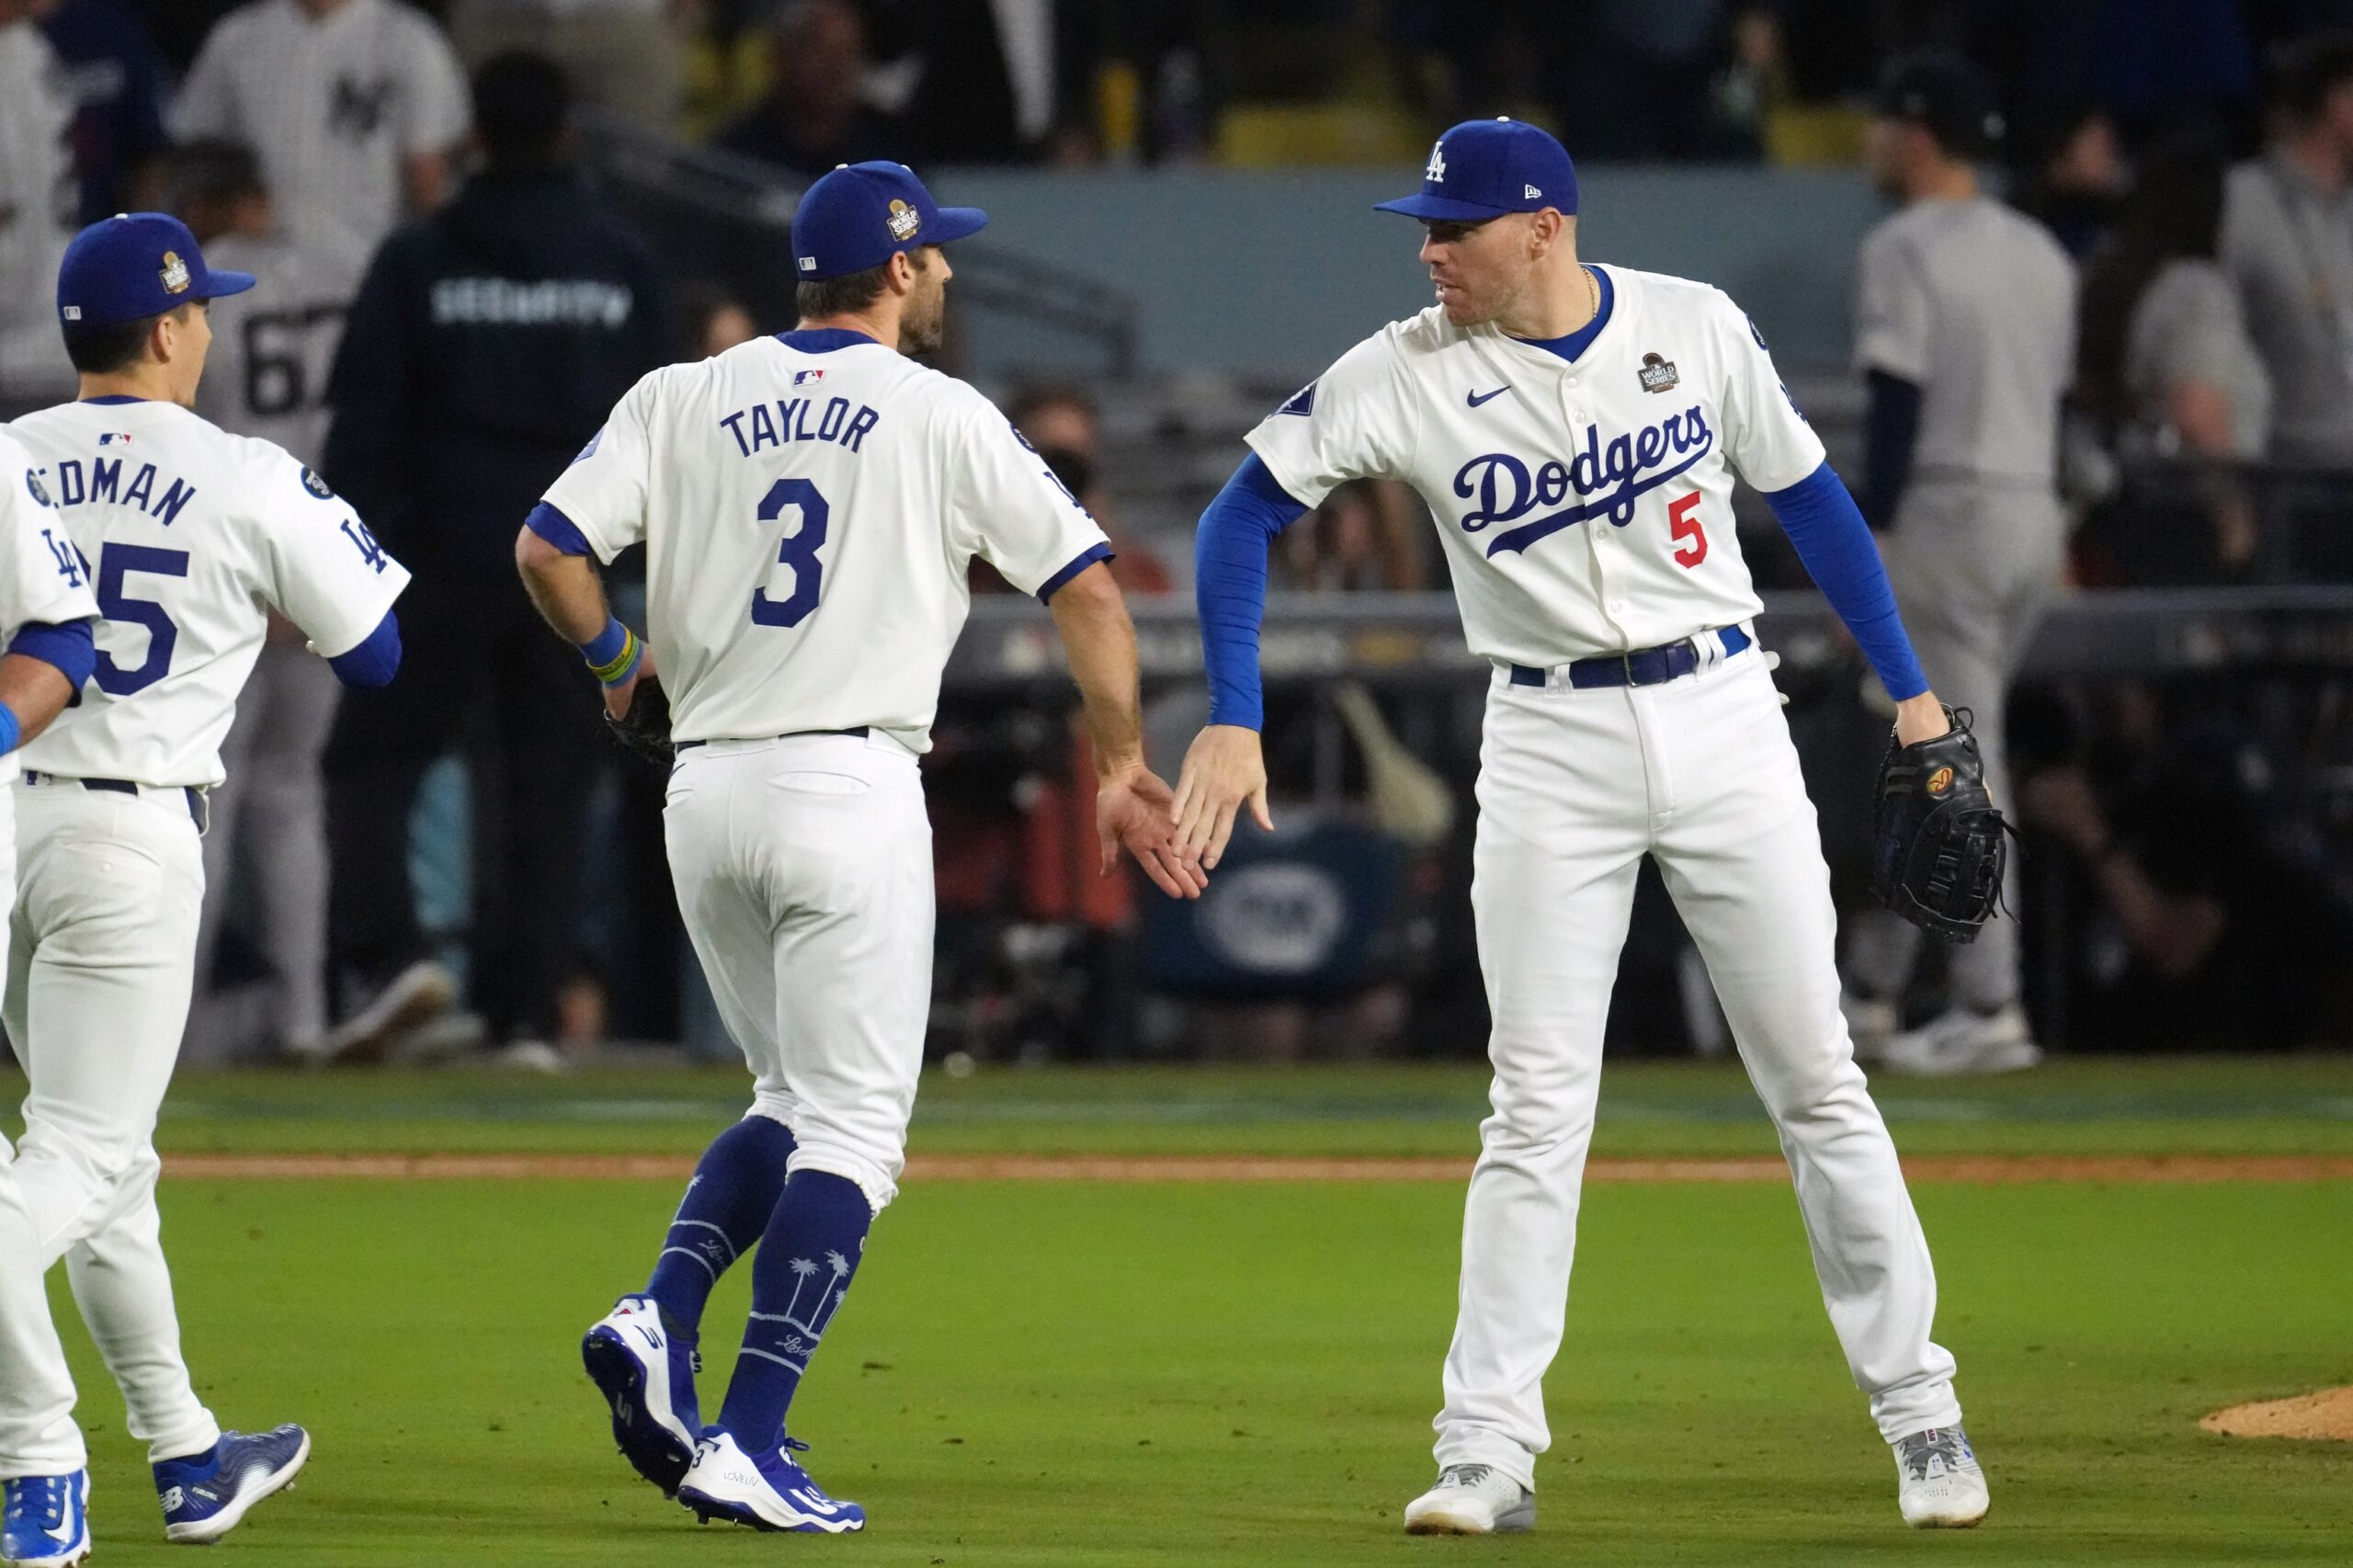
left=715, top=1169, right=871, bottom=1452
left=644, top=1116, right=797, bottom=1335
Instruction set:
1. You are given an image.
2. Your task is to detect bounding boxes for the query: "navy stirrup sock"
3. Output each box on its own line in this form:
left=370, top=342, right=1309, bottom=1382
left=645, top=1116, right=797, bottom=1334
left=716, top=1169, right=872, bottom=1452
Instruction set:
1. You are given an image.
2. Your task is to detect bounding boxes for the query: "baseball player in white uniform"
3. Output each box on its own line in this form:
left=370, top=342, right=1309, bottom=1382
left=2, top=212, right=412, bottom=1555
left=0, top=425, right=100, bottom=1568
left=1175, top=120, right=1990, bottom=1533
left=517, top=161, right=1199, bottom=1533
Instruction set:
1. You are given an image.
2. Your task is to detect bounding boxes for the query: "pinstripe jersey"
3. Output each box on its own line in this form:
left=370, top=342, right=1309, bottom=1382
left=175, top=0, right=469, bottom=289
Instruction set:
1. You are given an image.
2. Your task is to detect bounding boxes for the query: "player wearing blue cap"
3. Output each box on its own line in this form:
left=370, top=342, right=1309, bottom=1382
left=526, top=161, right=1198, bottom=1533
left=1175, top=119, right=1991, bottom=1532
left=0, top=210, right=414, bottom=1562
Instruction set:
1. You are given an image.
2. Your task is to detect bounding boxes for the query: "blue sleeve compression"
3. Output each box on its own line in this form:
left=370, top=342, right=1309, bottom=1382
left=327, top=609, right=402, bottom=688
left=1762, top=460, right=1928, bottom=701
left=6, top=619, right=97, bottom=693
left=524, top=500, right=595, bottom=557
left=1860, top=369, right=1922, bottom=530
left=1197, top=453, right=1311, bottom=730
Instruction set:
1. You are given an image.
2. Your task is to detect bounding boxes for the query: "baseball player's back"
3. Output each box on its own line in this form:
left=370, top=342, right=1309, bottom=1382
left=1855, top=197, right=2075, bottom=483
left=542, top=329, right=1105, bottom=751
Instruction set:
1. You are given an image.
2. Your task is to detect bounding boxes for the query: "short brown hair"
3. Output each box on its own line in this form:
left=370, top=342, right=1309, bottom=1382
left=61, top=303, right=196, bottom=376
left=795, top=261, right=891, bottom=319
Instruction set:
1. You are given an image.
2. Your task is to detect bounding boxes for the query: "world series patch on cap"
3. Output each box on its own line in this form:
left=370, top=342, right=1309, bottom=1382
left=57, top=212, right=255, bottom=328
left=790, top=162, right=988, bottom=282
left=1376, top=118, right=1580, bottom=223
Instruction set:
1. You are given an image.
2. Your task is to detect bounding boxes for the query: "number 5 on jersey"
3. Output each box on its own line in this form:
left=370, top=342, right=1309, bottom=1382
left=1669, top=491, right=1708, bottom=568
left=752, top=477, right=828, bottom=628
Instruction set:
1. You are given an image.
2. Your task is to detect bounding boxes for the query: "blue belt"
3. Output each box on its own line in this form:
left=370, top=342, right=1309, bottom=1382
left=1510, top=625, right=1750, bottom=690
left=23, top=771, right=208, bottom=828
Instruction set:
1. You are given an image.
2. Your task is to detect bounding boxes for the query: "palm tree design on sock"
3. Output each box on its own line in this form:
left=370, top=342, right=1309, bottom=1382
left=752, top=1252, right=857, bottom=1374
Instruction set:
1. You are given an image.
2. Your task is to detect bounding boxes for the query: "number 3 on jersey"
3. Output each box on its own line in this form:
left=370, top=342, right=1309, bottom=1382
left=751, top=477, right=828, bottom=628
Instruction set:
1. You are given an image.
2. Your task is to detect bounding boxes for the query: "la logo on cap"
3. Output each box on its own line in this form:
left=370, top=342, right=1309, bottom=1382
left=160, top=251, right=190, bottom=293
left=1424, top=142, right=1447, bottom=183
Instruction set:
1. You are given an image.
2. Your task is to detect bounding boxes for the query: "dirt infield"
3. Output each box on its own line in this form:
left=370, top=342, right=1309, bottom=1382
left=162, top=1152, right=2353, bottom=1182
left=2201, top=1387, right=2353, bottom=1440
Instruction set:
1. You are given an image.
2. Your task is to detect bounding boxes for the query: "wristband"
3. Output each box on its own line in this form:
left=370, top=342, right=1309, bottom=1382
left=580, top=617, right=642, bottom=687
left=0, top=702, right=18, bottom=756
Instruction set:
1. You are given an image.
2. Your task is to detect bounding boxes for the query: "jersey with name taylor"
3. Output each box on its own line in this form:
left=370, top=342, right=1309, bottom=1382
left=1247, top=265, right=1826, bottom=669
left=0, top=427, right=101, bottom=788
left=6, top=399, right=410, bottom=788
left=542, top=331, right=1110, bottom=752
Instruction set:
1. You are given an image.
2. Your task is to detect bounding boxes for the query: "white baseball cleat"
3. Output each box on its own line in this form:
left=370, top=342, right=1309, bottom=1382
left=313, top=960, right=457, bottom=1064
left=1881, top=1004, right=2040, bottom=1077
left=1893, top=1425, right=1989, bottom=1528
left=1403, top=1463, right=1535, bottom=1535
left=677, top=1430, right=865, bottom=1533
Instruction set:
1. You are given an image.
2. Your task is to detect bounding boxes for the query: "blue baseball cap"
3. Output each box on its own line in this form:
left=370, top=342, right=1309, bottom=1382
left=56, top=212, right=255, bottom=328
left=791, top=162, right=988, bottom=282
left=1375, top=119, right=1579, bottom=223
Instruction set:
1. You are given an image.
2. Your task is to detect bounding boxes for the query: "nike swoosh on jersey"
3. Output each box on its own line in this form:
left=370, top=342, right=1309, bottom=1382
left=1466, top=386, right=1511, bottom=407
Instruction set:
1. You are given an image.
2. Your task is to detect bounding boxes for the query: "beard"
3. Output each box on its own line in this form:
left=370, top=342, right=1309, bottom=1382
left=902, top=285, right=947, bottom=353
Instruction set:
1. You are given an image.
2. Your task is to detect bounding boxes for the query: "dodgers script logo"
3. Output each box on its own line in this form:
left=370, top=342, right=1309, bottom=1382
left=1454, top=404, right=1713, bottom=558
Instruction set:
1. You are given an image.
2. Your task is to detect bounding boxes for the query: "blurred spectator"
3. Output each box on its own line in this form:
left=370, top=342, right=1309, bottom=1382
left=34, top=0, right=170, bottom=223
left=2021, top=701, right=2353, bottom=1048
left=1007, top=382, right=1172, bottom=595
left=2077, top=141, right=2269, bottom=577
left=168, top=140, right=356, bottom=1061
left=0, top=0, right=77, bottom=410
left=448, top=0, right=684, bottom=133
left=1279, top=480, right=1427, bottom=592
left=2222, top=31, right=2353, bottom=471
left=176, top=0, right=472, bottom=289
left=1843, top=51, right=2075, bottom=1074
left=682, top=282, right=759, bottom=356
left=318, top=51, right=673, bottom=1057
left=711, top=0, right=905, bottom=176
left=2012, top=107, right=2130, bottom=262
left=864, top=0, right=1091, bottom=165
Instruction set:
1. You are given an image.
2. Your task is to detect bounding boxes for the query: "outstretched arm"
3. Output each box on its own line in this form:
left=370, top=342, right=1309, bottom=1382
left=1045, top=561, right=1204, bottom=900
left=1172, top=454, right=1310, bottom=866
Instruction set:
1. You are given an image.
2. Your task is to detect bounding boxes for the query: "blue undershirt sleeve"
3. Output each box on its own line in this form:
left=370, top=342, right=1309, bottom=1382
left=1860, top=369, right=1922, bottom=530
left=524, top=500, right=595, bottom=557
left=1197, top=453, right=1312, bottom=730
left=1762, top=460, right=1928, bottom=701
left=6, top=619, right=97, bottom=693
left=327, top=609, right=403, bottom=688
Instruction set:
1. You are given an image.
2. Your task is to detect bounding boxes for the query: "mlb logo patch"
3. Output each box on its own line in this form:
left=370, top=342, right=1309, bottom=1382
left=795, top=369, right=826, bottom=386
left=98, top=432, right=131, bottom=446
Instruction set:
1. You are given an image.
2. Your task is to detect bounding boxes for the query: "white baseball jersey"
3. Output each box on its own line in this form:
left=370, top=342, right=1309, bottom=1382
left=6, top=399, right=410, bottom=788
left=175, top=0, right=470, bottom=288
left=0, top=428, right=101, bottom=787
left=541, top=331, right=1110, bottom=752
left=1247, top=265, right=1824, bottom=669
left=191, top=235, right=352, bottom=468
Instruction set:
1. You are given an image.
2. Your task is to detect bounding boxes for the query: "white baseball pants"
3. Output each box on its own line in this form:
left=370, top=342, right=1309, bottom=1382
left=5, top=780, right=221, bottom=1465
left=1434, top=648, right=1961, bottom=1489
left=664, top=733, right=935, bottom=1213
left=0, top=781, right=85, bottom=1479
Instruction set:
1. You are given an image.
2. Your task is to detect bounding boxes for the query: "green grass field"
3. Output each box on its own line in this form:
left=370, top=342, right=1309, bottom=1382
left=10, top=1056, right=2353, bottom=1566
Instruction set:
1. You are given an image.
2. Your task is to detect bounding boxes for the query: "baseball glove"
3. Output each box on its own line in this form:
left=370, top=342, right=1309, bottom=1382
left=605, top=676, right=674, bottom=768
left=1870, top=706, right=2010, bottom=942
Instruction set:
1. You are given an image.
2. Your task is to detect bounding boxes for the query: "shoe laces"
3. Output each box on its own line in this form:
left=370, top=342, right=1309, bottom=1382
left=1898, top=1426, right=1970, bottom=1481
left=1438, top=1463, right=1495, bottom=1490
left=5, top=1476, right=69, bottom=1528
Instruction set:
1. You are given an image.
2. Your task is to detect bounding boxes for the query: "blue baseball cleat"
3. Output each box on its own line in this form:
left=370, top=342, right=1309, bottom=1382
left=677, top=1430, right=865, bottom=1533
left=582, top=1294, right=701, bottom=1495
left=2, top=1470, right=90, bottom=1567
left=153, top=1425, right=311, bottom=1544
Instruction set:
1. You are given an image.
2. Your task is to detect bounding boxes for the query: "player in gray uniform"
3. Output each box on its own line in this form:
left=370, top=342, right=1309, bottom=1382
left=172, top=140, right=355, bottom=1061
left=1843, top=54, right=2075, bottom=1075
